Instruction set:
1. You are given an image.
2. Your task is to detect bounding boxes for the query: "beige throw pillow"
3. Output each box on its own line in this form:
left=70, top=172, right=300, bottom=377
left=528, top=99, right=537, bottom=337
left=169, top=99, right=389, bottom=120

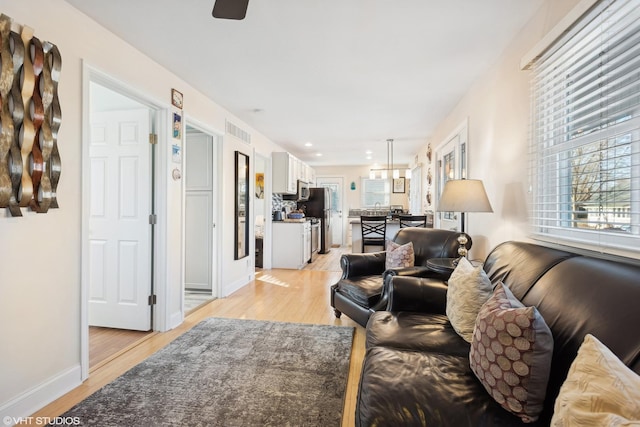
left=385, top=241, right=415, bottom=269
left=469, top=282, right=554, bottom=423
left=445, top=257, right=493, bottom=342
left=551, top=334, right=640, bottom=426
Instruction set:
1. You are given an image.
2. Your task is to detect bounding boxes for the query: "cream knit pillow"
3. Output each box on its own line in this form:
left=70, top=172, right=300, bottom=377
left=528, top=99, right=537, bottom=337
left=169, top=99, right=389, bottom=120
left=551, top=334, right=640, bottom=426
left=445, top=257, right=493, bottom=342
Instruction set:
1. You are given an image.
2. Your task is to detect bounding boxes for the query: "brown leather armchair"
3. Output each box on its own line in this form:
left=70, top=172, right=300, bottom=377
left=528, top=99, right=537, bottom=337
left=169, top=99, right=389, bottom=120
left=330, top=227, right=471, bottom=327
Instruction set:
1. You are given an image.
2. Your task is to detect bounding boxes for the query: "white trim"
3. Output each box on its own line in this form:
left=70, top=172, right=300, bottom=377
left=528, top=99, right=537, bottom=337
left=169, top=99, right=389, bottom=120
left=223, top=272, right=256, bottom=298
left=80, top=62, right=170, bottom=380
left=169, top=311, right=184, bottom=330
left=0, top=365, right=81, bottom=423
left=520, top=0, right=600, bottom=70
left=183, top=116, right=225, bottom=310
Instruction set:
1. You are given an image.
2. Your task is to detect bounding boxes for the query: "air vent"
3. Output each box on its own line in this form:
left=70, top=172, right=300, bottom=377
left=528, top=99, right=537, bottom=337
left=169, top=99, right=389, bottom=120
left=226, top=120, right=251, bottom=144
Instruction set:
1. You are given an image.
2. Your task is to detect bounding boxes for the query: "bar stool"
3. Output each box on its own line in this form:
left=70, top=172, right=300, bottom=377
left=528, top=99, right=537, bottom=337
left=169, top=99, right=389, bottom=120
left=360, top=215, right=387, bottom=252
left=399, top=215, right=427, bottom=228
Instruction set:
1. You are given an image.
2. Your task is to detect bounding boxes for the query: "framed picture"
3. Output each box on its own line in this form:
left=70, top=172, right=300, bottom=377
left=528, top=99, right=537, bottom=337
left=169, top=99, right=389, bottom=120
left=173, top=112, right=182, bottom=139
left=171, top=88, right=183, bottom=109
left=255, top=173, right=264, bottom=199
left=393, top=177, right=405, bottom=193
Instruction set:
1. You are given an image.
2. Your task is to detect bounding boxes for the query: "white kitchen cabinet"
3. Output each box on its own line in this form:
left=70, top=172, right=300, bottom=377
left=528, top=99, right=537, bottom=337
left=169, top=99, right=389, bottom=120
left=272, top=152, right=297, bottom=194
left=272, top=222, right=311, bottom=269
left=272, top=152, right=316, bottom=193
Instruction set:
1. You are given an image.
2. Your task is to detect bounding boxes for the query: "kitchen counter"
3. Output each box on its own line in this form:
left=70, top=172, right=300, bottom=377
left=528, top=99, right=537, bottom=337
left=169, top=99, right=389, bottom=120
left=272, top=221, right=311, bottom=269
left=351, top=221, right=401, bottom=253
left=349, top=218, right=400, bottom=224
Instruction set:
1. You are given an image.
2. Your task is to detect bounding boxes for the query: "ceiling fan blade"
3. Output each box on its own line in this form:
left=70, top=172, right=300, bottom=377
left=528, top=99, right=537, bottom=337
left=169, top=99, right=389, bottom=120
left=212, top=0, right=249, bottom=20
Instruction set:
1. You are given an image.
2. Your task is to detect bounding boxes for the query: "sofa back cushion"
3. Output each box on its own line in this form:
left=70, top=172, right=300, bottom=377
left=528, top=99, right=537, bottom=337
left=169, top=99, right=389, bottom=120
left=520, top=255, right=640, bottom=418
left=393, top=228, right=469, bottom=266
left=483, top=241, right=575, bottom=300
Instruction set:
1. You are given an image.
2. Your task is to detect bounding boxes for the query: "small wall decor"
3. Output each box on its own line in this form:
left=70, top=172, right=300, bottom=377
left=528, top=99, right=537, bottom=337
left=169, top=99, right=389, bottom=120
left=393, top=177, right=405, bottom=193
left=0, top=14, right=62, bottom=217
left=172, top=144, right=181, bottom=163
left=171, top=88, right=183, bottom=109
left=426, top=143, right=432, bottom=162
left=255, top=172, right=264, bottom=199
left=350, top=181, right=356, bottom=190
left=172, top=112, right=182, bottom=139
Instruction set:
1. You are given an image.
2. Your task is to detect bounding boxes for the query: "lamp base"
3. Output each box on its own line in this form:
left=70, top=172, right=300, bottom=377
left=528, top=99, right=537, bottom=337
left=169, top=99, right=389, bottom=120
left=456, top=234, right=468, bottom=258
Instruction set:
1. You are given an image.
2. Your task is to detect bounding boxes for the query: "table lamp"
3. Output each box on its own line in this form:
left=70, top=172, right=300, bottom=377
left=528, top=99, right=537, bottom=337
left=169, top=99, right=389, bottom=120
left=437, top=179, right=493, bottom=258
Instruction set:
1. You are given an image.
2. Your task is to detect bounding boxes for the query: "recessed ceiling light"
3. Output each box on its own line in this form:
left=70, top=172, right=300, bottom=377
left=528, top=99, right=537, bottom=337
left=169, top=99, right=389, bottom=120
left=366, top=156, right=372, bottom=160
left=304, top=142, right=313, bottom=147
left=315, top=153, right=323, bottom=157
left=365, top=150, right=373, bottom=154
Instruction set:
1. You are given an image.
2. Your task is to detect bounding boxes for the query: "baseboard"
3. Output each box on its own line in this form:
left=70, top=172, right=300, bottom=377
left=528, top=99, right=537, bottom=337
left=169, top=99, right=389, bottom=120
left=0, top=365, right=81, bottom=423
left=169, top=310, right=183, bottom=330
left=223, top=273, right=254, bottom=297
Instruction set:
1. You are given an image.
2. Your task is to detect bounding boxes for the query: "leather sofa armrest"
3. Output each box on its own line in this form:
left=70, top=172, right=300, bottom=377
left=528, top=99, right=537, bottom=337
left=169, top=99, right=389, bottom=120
left=387, top=276, right=448, bottom=315
left=340, top=252, right=386, bottom=279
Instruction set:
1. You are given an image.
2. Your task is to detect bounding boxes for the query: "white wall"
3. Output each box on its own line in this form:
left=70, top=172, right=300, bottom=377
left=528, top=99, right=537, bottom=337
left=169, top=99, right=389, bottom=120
left=417, top=0, right=583, bottom=259
left=0, top=0, right=284, bottom=418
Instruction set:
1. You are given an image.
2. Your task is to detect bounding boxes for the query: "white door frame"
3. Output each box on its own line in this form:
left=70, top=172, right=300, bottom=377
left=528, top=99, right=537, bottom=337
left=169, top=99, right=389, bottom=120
left=183, top=116, right=224, bottom=302
left=435, top=119, right=468, bottom=231
left=80, top=64, right=168, bottom=380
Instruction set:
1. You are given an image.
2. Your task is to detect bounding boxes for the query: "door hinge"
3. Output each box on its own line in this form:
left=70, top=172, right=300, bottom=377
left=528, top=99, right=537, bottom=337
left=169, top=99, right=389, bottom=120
left=148, top=294, right=157, bottom=305
left=149, top=214, right=157, bottom=225
left=149, top=133, right=158, bottom=145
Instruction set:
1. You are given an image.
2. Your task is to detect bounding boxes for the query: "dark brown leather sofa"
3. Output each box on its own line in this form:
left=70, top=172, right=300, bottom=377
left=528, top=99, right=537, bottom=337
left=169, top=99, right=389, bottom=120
left=330, top=228, right=471, bottom=327
left=357, top=241, right=640, bottom=426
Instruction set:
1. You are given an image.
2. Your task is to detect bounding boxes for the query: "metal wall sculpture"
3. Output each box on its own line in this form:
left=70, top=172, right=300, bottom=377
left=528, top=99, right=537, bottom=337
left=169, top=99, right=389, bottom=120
left=0, top=14, right=61, bottom=217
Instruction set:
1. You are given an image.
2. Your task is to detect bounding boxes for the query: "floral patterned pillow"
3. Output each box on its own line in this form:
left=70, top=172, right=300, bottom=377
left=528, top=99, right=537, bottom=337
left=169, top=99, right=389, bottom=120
left=469, top=282, right=554, bottom=423
left=385, top=241, right=414, bottom=269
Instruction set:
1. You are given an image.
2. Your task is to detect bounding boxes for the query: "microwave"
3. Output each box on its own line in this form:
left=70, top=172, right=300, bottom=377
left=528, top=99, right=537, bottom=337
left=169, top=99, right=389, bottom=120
left=297, top=180, right=310, bottom=202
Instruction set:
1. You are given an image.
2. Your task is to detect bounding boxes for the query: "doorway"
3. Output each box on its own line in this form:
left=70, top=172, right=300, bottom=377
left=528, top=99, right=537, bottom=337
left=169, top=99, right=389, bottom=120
left=254, top=154, right=267, bottom=270
left=184, top=125, right=220, bottom=313
left=316, top=176, right=344, bottom=247
left=83, top=80, right=157, bottom=370
left=435, top=121, right=468, bottom=231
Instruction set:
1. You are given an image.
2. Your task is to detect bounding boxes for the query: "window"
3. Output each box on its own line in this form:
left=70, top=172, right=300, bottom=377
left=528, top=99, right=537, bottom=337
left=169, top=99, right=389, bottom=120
left=361, top=178, right=389, bottom=207
left=529, top=0, right=640, bottom=255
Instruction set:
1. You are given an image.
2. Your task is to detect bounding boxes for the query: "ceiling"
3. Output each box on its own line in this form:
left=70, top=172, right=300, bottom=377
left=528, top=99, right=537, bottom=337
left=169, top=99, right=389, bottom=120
left=64, top=0, right=544, bottom=166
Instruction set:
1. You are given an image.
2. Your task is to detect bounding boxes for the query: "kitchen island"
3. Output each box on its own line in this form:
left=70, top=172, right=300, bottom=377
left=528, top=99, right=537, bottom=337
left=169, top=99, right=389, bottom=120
left=349, top=218, right=401, bottom=253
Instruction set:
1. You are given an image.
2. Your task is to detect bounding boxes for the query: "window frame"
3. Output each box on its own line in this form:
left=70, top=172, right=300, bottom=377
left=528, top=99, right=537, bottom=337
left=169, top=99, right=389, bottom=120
left=528, top=0, right=640, bottom=258
left=360, top=178, right=390, bottom=208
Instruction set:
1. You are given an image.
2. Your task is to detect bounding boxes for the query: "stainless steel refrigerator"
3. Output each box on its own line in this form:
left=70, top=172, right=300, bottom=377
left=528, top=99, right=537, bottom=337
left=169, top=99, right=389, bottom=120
left=303, top=187, right=332, bottom=254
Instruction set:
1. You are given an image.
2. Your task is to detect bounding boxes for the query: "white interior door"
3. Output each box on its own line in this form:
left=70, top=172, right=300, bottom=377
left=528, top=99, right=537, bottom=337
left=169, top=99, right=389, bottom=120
left=185, top=131, right=213, bottom=292
left=316, top=176, right=343, bottom=246
left=88, top=109, right=152, bottom=331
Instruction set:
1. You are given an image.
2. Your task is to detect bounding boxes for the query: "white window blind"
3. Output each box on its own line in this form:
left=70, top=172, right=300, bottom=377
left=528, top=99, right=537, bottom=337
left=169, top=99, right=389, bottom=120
left=361, top=178, right=390, bottom=207
left=529, top=0, right=640, bottom=256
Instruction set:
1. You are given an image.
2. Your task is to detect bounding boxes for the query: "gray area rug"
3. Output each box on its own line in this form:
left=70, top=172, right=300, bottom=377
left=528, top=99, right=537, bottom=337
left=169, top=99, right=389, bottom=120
left=59, top=318, right=354, bottom=426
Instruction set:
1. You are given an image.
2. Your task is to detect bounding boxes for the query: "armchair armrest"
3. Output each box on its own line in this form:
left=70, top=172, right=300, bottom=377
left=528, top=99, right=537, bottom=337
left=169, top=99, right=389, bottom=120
left=387, top=276, right=448, bottom=315
left=382, top=265, right=434, bottom=280
left=340, top=251, right=386, bottom=279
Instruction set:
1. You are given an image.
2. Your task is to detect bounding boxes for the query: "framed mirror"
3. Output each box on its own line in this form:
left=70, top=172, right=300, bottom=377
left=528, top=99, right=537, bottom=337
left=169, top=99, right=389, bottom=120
left=235, top=151, right=250, bottom=260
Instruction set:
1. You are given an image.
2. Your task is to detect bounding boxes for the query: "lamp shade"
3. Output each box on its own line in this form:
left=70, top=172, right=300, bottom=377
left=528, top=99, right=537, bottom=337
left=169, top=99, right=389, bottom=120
left=437, top=179, right=493, bottom=213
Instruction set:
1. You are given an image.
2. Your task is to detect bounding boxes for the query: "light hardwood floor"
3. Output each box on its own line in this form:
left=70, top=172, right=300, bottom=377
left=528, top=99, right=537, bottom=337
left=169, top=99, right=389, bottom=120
left=32, top=264, right=365, bottom=426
